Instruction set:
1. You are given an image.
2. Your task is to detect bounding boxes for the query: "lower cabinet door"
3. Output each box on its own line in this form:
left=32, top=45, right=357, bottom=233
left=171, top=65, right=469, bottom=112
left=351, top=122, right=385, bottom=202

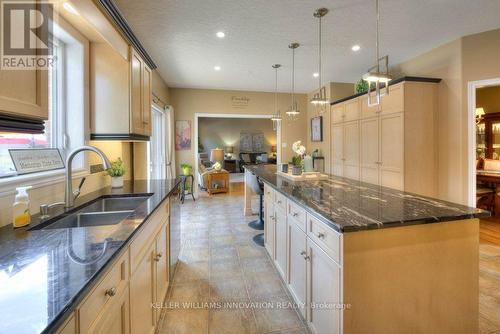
left=274, top=205, right=287, bottom=280
left=88, top=288, right=130, bottom=334
left=130, top=242, right=156, bottom=334
left=307, top=239, right=341, bottom=334
left=288, top=220, right=307, bottom=317
left=155, top=223, right=170, bottom=322
left=265, top=201, right=275, bottom=259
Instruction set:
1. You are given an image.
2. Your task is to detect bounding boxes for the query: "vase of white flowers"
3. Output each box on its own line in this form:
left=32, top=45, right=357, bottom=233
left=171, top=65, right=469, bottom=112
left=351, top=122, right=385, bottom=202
left=291, top=141, right=306, bottom=175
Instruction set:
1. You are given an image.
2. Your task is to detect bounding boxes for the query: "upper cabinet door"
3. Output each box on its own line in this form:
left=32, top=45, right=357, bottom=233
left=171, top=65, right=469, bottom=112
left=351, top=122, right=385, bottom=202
left=130, top=49, right=144, bottom=135
left=344, top=98, right=360, bottom=122
left=142, top=64, right=152, bottom=136
left=360, top=92, right=381, bottom=119
left=381, top=84, right=404, bottom=116
left=331, top=104, right=345, bottom=124
left=360, top=117, right=380, bottom=186
left=0, top=69, right=48, bottom=120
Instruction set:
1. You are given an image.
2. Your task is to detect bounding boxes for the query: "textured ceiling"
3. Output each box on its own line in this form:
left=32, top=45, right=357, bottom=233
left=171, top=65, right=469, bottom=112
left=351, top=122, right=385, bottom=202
left=113, top=0, right=500, bottom=93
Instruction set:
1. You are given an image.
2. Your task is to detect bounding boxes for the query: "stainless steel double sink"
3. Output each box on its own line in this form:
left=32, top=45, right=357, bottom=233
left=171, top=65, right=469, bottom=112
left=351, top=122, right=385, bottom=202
left=31, top=196, right=151, bottom=230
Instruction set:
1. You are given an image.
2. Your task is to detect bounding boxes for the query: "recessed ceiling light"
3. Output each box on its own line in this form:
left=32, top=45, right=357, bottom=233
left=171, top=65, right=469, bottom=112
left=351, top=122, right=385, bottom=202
left=313, top=73, right=319, bottom=78
left=63, top=2, right=79, bottom=15
left=214, top=66, right=221, bottom=71
left=351, top=44, right=361, bottom=52
left=216, top=31, right=225, bottom=38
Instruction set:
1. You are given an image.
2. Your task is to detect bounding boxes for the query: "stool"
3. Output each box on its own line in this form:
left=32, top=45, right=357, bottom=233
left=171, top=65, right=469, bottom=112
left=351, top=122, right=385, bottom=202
left=477, top=187, right=494, bottom=213
left=179, top=175, right=195, bottom=204
left=247, top=172, right=265, bottom=247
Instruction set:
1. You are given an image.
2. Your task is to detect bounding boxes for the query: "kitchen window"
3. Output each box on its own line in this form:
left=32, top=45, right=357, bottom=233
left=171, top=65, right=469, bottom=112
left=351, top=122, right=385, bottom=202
left=0, top=20, right=87, bottom=181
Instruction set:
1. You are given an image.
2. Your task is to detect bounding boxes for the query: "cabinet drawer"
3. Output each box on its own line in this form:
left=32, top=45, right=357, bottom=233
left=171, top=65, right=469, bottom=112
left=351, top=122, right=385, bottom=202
left=287, top=200, right=306, bottom=231
left=79, top=250, right=129, bottom=334
left=274, top=191, right=287, bottom=210
left=307, top=214, right=341, bottom=264
left=264, top=184, right=274, bottom=201
left=130, top=201, right=168, bottom=274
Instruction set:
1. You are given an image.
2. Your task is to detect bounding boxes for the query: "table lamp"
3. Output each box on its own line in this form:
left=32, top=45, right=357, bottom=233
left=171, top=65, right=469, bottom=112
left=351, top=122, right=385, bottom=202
left=224, top=146, right=234, bottom=159
left=210, top=148, right=224, bottom=163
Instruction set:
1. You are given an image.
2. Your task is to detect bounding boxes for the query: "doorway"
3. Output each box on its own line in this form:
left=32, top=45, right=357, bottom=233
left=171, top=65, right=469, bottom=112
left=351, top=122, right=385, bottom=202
left=193, top=113, right=280, bottom=193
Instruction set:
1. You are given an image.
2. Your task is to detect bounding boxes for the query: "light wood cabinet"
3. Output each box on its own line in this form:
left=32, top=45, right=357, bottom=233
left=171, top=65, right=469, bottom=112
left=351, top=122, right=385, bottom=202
left=287, top=218, right=307, bottom=318
left=274, top=205, right=287, bottom=280
left=90, top=44, right=152, bottom=139
left=0, top=69, right=48, bottom=120
left=130, top=241, right=156, bottom=334
left=332, top=80, right=439, bottom=197
left=307, top=238, right=341, bottom=334
left=331, top=121, right=359, bottom=180
left=87, top=287, right=130, bottom=334
left=360, top=117, right=380, bottom=185
left=155, top=222, right=170, bottom=322
left=56, top=314, right=76, bottom=334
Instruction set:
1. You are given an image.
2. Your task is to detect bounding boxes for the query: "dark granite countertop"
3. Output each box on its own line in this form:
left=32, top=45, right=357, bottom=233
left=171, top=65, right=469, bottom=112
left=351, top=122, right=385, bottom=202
left=0, top=179, right=180, bottom=334
left=246, top=165, right=488, bottom=233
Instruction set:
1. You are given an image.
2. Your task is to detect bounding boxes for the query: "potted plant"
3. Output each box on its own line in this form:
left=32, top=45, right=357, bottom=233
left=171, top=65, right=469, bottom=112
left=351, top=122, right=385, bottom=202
left=107, top=158, right=126, bottom=188
left=180, top=163, right=192, bottom=176
left=291, top=141, right=306, bottom=175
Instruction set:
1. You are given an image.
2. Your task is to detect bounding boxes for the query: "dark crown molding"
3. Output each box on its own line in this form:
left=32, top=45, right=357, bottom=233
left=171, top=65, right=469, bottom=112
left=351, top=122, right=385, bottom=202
left=97, top=0, right=157, bottom=70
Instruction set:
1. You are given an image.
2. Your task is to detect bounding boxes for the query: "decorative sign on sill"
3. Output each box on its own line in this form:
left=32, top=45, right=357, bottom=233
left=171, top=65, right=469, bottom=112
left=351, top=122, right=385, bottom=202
left=231, top=96, right=250, bottom=109
left=9, top=149, right=65, bottom=175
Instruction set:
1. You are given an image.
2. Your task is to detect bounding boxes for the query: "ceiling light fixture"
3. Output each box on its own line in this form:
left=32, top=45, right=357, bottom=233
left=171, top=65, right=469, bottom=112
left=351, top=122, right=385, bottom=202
left=214, top=65, right=221, bottom=71
left=352, top=44, right=361, bottom=52
left=313, top=73, right=319, bottom=78
left=63, top=2, right=79, bottom=15
left=286, top=43, right=301, bottom=119
left=216, top=31, right=225, bottom=38
left=310, top=8, right=330, bottom=113
left=362, top=0, right=391, bottom=106
left=271, top=64, right=282, bottom=130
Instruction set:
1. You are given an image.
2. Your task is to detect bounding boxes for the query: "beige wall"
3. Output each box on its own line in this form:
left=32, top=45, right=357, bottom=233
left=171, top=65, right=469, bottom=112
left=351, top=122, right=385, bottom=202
left=394, top=28, right=500, bottom=205
left=477, top=86, right=500, bottom=114
left=152, top=70, right=170, bottom=105
left=170, top=88, right=308, bottom=173
left=199, top=117, right=276, bottom=163
left=307, top=82, right=354, bottom=172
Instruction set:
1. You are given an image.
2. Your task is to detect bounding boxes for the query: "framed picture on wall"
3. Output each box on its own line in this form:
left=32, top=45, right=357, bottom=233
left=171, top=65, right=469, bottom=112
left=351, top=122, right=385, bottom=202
left=311, top=116, right=323, bottom=142
left=175, top=120, right=192, bottom=150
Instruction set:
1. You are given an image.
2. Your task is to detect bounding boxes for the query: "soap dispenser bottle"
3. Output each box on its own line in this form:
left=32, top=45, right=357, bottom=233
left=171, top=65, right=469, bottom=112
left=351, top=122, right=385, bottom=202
left=13, top=186, right=32, bottom=228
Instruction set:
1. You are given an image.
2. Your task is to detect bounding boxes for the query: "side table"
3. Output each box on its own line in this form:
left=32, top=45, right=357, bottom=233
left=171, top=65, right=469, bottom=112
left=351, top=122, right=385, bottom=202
left=179, top=174, right=195, bottom=203
left=207, top=171, right=229, bottom=195
left=224, top=159, right=237, bottom=173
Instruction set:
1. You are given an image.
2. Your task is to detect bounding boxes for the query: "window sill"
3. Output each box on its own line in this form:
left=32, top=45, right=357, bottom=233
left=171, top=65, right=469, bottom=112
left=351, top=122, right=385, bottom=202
left=0, top=168, right=89, bottom=197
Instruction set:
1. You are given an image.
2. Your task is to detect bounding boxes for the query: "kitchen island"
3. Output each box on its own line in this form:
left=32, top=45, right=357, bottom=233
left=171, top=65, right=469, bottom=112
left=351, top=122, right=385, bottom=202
left=0, top=179, right=180, bottom=334
left=245, top=164, right=488, bottom=334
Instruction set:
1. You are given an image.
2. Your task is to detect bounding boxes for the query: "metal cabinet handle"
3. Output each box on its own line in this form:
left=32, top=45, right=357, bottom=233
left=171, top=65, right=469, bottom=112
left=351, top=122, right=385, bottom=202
left=105, top=287, right=117, bottom=297
left=154, top=252, right=163, bottom=261
left=317, top=232, right=325, bottom=239
left=300, top=251, right=306, bottom=256
left=277, top=200, right=282, bottom=204
left=292, top=212, right=299, bottom=217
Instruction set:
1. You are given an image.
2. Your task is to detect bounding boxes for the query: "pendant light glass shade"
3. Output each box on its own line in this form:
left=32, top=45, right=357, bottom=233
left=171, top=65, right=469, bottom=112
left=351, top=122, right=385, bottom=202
left=271, top=64, right=282, bottom=130
left=310, top=8, right=330, bottom=112
left=363, top=0, right=391, bottom=107
left=286, top=43, right=300, bottom=119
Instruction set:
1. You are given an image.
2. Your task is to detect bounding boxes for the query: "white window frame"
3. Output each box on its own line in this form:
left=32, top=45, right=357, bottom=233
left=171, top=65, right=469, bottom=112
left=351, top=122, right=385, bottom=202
left=149, top=105, right=167, bottom=180
left=0, top=17, right=89, bottom=196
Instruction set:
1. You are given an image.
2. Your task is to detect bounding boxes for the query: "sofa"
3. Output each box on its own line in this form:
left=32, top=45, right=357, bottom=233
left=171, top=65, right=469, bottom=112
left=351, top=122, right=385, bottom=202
left=238, top=152, right=274, bottom=172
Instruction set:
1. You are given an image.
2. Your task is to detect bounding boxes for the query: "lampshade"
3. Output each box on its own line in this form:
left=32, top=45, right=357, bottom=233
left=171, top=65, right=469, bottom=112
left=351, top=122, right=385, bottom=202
left=225, top=146, right=234, bottom=154
left=271, top=145, right=277, bottom=153
left=476, top=107, right=485, bottom=117
left=210, top=148, right=224, bottom=163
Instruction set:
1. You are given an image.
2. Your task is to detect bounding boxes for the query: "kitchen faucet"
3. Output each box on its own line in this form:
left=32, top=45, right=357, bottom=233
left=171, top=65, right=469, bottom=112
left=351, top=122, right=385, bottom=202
left=65, top=145, right=112, bottom=208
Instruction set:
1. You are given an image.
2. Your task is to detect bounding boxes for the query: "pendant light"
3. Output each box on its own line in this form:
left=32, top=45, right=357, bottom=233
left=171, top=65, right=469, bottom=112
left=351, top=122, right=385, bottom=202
left=363, top=0, right=391, bottom=106
left=271, top=64, right=282, bottom=130
left=286, top=43, right=300, bottom=120
left=310, top=8, right=330, bottom=113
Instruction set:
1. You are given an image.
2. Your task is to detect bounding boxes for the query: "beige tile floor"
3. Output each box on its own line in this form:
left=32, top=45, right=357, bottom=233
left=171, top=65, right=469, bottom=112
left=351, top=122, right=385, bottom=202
left=157, top=185, right=309, bottom=334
